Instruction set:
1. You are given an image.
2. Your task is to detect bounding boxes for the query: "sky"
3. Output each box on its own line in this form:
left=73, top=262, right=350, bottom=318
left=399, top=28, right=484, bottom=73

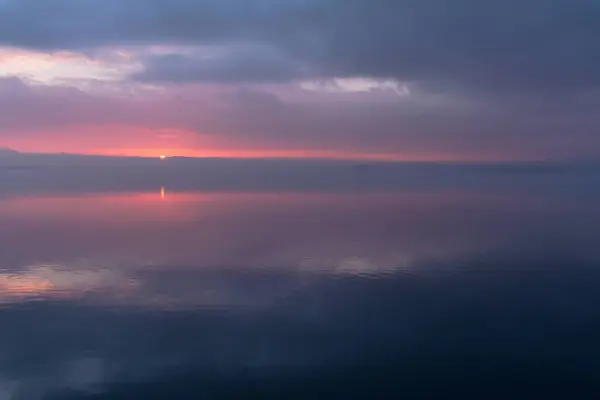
left=0, top=0, right=599, bottom=161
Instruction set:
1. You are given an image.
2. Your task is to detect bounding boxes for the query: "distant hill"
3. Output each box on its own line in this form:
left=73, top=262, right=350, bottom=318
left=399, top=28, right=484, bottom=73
left=0, top=150, right=160, bottom=167
left=0, top=147, right=21, bottom=157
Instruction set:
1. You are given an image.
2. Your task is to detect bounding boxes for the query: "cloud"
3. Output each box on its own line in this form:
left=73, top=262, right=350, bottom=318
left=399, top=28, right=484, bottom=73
left=1, top=0, right=599, bottom=96
left=0, top=77, right=142, bottom=131
left=2, top=77, right=600, bottom=161
left=0, top=1, right=599, bottom=161
left=0, top=46, right=138, bottom=86
left=133, top=44, right=310, bottom=84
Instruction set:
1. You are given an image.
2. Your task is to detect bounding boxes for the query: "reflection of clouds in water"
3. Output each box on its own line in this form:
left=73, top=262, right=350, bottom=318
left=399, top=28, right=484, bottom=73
left=0, top=260, right=300, bottom=309
left=0, top=262, right=136, bottom=304
left=0, top=254, right=414, bottom=308
left=2, top=252, right=600, bottom=399
left=299, top=256, right=410, bottom=277
left=4, top=190, right=596, bottom=281
left=0, top=184, right=599, bottom=397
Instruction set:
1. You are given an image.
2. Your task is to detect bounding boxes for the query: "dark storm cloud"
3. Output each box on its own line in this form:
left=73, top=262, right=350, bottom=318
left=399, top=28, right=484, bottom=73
left=1, top=0, right=599, bottom=93
left=0, top=0, right=324, bottom=49
left=133, top=45, right=310, bottom=83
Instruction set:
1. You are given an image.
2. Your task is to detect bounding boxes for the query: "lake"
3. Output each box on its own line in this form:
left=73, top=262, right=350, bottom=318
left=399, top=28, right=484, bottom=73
left=1, top=162, right=600, bottom=399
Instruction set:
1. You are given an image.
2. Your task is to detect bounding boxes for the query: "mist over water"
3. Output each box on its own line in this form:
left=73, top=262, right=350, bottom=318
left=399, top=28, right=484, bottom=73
left=1, top=163, right=600, bottom=399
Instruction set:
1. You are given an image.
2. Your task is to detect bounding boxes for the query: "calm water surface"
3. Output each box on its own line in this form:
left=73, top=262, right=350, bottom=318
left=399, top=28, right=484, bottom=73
left=1, top=166, right=600, bottom=399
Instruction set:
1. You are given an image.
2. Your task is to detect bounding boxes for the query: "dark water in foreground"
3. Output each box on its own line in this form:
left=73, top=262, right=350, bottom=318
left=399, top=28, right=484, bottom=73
left=1, top=164, right=600, bottom=399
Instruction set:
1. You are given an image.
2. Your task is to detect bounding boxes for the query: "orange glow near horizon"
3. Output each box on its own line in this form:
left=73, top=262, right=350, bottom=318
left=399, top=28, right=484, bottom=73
left=4, top=144, right=470, bottom=162
left=1, top=142, right=462, bottom=162
left=0, top=125, right=521, bottom=163
left=98, top=148, right=447, bottom=162
left=0, top=276, right=54, bottom=296
left=0, top=144, right=521, bottom=163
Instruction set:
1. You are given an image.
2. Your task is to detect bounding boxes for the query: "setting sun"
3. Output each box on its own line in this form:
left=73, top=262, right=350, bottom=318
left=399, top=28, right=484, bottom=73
left=159, top=155, right=167, bottom=160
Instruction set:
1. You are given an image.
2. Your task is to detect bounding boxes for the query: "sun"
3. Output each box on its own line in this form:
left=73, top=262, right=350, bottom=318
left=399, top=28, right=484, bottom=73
left=159, top=155, right=167, bottom=160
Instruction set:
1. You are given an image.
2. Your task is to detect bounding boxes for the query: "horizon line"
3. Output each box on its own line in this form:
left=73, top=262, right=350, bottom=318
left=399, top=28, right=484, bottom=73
left=1, top=147, right=598, bottom=166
